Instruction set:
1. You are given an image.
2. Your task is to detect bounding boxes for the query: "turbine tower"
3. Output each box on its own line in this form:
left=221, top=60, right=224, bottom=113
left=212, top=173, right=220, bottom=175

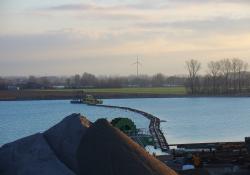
left=133, top=56, right=141, bottom=77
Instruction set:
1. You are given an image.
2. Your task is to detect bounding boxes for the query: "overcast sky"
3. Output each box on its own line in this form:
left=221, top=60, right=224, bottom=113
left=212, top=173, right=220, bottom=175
left=1, top=0, right=250, bottom=76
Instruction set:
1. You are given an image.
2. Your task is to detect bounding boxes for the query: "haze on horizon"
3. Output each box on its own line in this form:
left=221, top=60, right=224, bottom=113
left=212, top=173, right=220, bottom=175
left=1, top=0, right=250, bottom=76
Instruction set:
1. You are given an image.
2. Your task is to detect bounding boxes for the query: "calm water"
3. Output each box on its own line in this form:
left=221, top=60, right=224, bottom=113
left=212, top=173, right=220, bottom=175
left=1, top=98, right=250, bottom=145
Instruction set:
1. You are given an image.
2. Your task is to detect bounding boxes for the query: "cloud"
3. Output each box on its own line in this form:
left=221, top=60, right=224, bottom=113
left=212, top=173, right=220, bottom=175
left=45, top=4, right=93, bottom=11
left=0, top=29, right=139, bottom=61
left=2, top=0, right=250, bottom=75
left=42, top=3, right=158, bottom=11
left=1, top=28, right=250, bottom=76
left=37, top=1, right=250, bottom=23
left=137, top=17, right=250, bottom=35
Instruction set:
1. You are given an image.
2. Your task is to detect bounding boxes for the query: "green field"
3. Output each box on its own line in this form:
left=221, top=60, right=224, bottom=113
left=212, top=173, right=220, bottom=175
left=39, top=87, right=187, bottom=95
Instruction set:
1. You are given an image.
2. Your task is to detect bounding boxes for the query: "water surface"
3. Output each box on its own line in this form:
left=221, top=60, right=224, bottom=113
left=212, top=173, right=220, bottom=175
left=0, top=100, right=148, bottom=145
left=1, top=98, right=250, bottom=145
left=104, top=97, right=250, bottom=144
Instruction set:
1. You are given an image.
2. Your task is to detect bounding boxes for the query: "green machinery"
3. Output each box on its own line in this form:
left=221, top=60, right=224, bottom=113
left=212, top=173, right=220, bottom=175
left=111, top=117, right=154, bottom=147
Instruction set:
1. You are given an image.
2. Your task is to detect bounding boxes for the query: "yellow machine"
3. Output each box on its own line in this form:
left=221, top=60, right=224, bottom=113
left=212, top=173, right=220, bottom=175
left=71, top=94, right=103, bottom=105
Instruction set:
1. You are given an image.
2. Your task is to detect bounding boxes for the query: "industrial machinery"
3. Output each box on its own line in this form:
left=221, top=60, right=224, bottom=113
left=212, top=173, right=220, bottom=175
left=71, top=94, right=103, bottom=105
left=111, top=117, right=154, bottom=147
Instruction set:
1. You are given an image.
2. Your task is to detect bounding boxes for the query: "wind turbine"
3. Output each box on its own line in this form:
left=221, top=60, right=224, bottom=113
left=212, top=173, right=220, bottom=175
left=132, top=56, right=142, bottom=77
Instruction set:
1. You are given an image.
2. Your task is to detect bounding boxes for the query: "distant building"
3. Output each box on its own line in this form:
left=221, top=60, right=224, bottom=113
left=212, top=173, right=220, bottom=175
left=52, top=85, right=65, bottom=89
left=7, top=85, right=20, bottom=91
left=128, top=84, right=139, bottom=87
left=163, top=84, right=182, bottom=87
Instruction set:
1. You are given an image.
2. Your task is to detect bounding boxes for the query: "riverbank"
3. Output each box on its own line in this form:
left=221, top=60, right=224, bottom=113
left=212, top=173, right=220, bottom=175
left=0, top=87, right=183, bottom=100
left=0, top=90, right=185, bottom=101
left=1, top=89, right=250, bottom=101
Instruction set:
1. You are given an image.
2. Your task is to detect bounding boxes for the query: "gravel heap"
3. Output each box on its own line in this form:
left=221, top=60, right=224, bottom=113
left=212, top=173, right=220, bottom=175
left=0, top=114, right=177, bottom=175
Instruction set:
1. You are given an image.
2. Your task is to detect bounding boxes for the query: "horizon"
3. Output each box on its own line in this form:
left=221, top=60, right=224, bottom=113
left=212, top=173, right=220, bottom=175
left=1, top=0, right=250, bottom=76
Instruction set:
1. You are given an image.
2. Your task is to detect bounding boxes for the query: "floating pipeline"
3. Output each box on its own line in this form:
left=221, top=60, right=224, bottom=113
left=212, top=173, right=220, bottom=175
left=89, top=104, right=169, bottom=152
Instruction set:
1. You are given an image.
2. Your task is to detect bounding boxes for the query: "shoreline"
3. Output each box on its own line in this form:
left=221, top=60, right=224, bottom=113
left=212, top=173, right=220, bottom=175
left=1, top=89, right=250, bottom=101
left=1, top=92, right=250, bottom=101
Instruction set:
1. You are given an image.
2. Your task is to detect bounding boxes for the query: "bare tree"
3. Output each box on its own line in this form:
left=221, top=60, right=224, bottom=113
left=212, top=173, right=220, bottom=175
left=231, top=58, right=246, bottom=92
left=152, top=73, right=165, bottom=87
left=219, top=59, right=232, bottom=93
left=73, top=74, right=81, bottom=88
left=185, top=59, right=201, bottom=94
left=0, top=77, right=7, bottom=90
left=207, top=61, right=221, bottom=94
left=234, top=59, right=248, bottom=92
left=65, top=78, right=71, bottom=88
left=38, top=77, right=50, bottom=89
left=81, top=72, right=97, bottom=87
left=241, top=62, right=249, bottom=90
left=231, top=58, right=239, bottom=92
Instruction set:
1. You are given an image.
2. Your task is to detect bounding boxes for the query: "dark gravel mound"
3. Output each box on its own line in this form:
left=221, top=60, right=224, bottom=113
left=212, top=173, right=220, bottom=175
left=44, top=113, right=89, bottom=174
left=77, top=119, right=177, bottom=175
left=0, top=114, right=177, bottom=175
left=0, top=113, right=87, bottom=175
left=0, top=133, right=75, bottom=175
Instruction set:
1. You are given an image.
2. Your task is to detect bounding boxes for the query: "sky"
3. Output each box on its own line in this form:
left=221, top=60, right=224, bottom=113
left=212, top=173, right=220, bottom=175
left=1, top=0, right=250, bottom=76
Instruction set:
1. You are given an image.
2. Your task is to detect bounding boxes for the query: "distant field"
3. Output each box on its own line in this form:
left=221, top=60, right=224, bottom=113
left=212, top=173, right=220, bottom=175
left=40, top=87, right=187, bottom=95
left=0, top=87, right=187, bottom=100
left=83, top=87, right=186, bottom=95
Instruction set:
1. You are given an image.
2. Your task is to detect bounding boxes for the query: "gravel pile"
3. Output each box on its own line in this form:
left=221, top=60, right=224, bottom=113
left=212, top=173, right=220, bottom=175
left=0, top=114, right=177, bottom=175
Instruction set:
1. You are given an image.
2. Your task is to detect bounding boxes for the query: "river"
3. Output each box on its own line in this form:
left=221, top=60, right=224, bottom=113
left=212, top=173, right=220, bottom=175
left=1, top=97, right=250, bottom=145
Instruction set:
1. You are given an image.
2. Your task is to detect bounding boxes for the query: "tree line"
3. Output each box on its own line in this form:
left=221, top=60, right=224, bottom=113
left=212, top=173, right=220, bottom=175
left=185, top=58, right=250, bottom=94
left=0, top=73, right=185, bottom=90
left=1, top=58, right=250, bottom=95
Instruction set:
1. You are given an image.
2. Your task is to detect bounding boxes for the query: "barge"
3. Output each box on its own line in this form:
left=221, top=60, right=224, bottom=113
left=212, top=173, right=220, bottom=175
left=71, top=94, right=103, bottom=105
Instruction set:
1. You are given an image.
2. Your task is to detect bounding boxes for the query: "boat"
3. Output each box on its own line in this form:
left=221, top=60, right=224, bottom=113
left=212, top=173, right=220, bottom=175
left=70, top=99, right=84, bottom=104
left=70, top=94, right=103, bottom=105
